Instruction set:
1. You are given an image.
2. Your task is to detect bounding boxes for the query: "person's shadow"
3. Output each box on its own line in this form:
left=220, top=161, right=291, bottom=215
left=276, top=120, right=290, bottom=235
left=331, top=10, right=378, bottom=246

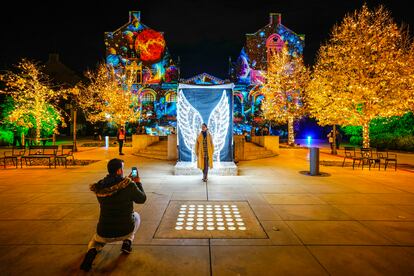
left=94, top=252, right=130, bottom=273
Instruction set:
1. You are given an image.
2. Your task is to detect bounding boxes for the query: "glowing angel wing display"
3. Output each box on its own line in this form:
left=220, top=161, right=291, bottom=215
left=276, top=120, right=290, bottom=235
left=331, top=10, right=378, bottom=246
left=177, top=90, right=203, bottom=162
left=208, top=91, right=230, bottom=161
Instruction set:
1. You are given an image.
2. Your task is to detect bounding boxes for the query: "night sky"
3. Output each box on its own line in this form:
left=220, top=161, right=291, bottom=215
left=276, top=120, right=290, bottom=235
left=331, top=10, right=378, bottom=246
left=1, top=0, right=413, bottom=79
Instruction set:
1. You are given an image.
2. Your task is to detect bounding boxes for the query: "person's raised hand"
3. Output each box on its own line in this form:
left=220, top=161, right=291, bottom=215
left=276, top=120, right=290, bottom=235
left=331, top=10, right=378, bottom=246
left=128, top=173, right=140, bottom=183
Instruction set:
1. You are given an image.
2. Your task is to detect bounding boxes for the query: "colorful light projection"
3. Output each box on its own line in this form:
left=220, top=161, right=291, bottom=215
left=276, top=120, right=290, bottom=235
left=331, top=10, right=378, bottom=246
left=234, top=13, right=305, bottom=85
left=135, top=29, right=166, bottom=63
left=105, top=11, right=177, bottom=84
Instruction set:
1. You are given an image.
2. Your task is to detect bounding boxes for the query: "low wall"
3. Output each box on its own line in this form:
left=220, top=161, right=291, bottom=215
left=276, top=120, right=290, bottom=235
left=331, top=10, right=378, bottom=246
left=167, top=134, right=178, bottom=160
left=263, top=136, right=279, bottom=154
left=235, top=135, right=279, bottom=161
left=251, top=136, right=265, bottom=147
left=233, top=135, right=245, bottom=162
left=132, top=134, right=159, bottom=152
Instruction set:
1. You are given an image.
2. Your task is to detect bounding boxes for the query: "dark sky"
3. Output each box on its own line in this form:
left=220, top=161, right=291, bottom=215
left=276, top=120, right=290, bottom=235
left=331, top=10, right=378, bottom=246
left=1, top=0, right=413, bottom=79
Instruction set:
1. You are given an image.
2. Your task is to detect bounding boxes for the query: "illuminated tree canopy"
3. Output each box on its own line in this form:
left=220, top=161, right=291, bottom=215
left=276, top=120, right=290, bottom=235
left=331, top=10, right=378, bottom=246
left=75, top=63, right=140, bottom=127
left=307, top=4, right=413, bottom=148
left=0, top=59, right=67, bottom=142
left=260, top=46, right=309, bottom=145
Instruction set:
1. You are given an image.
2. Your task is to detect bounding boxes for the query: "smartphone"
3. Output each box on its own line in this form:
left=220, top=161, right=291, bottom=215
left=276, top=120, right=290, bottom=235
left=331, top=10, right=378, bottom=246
left=131, top=167, right=138, bottom=178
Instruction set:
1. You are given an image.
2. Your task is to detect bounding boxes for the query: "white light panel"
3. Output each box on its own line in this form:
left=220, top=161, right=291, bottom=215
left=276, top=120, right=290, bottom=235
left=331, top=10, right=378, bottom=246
left=175, top=204, right=246, bottom=231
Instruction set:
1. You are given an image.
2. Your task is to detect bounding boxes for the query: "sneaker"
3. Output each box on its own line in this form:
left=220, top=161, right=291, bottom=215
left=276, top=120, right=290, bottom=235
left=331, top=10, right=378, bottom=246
left=121, top=240, right=132, bottom=254
left=80, top=248, right=97, bottom=272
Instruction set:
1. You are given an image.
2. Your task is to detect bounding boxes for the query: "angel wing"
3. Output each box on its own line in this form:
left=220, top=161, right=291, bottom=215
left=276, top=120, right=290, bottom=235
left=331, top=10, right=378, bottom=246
left=177, top=90, right=203, bottom=162
left=208, top=90, right=230, bottom=161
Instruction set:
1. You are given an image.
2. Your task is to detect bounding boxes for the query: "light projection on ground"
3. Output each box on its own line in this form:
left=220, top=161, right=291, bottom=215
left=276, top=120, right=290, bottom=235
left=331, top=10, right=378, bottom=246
left=174, top=204, right=246, bottom=231
left=177, top=90, right=229, bottom=162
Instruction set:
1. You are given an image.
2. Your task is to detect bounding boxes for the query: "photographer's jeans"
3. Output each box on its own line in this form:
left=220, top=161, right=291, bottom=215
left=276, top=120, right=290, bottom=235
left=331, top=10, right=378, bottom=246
left=88, top=212, right=140, bottom=251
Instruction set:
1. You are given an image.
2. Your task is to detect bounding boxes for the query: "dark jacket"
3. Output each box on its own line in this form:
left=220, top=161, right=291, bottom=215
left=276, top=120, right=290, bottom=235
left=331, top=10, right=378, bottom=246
left=90, top=175, right=146, bottom=238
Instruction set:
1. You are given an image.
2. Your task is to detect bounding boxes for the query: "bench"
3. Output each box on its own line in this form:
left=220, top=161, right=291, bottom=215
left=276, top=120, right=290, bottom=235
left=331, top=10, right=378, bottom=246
left=22, top=145, right=58, bottom=168
left=377, top=150, right=397, bottom=171
left=359, top=148, right=381, bottom=170
left=2, top=146, right=26, bottom=168
left=342, top=146, right=364, bottom=169
left=56, top=144, right=75, bottom=168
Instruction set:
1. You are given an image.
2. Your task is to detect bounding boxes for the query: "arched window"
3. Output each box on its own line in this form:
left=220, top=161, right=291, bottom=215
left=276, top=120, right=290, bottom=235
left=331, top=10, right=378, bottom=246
left=140, top=89, right=157, bottom=102
left=142, top=93, right=155, bottom=102
left=165, top=91, right=177, bottom=103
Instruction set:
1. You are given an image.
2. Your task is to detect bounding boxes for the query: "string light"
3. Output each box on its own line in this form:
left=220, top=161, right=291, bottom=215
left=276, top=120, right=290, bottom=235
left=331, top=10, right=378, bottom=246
left=177, top=90, right=230, bottom=162
left=177, top=90, right=202, bottom=162
left=0, top=59, right=68, bottom=141
left=76, top=63, right=140, bottom=126
left=207, top=91, right=230, bottom=161
left=306, top=4, right=413, bottom=148
left=260, top=46, right=309, bottom=146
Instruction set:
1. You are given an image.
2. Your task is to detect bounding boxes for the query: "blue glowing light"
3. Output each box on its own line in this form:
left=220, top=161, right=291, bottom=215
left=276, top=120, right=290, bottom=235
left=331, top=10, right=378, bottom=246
left=307, top=136, right=312, bottom=146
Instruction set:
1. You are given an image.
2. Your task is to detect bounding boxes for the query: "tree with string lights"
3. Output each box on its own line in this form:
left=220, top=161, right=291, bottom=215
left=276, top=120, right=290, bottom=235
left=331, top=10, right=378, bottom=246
left=0, top=59, right=67, bottom=143
left=75, top=62, right=140, bottom=127
left=260, top=46, right=309, bottom=146
left=307, top=4, right=413, bottom=148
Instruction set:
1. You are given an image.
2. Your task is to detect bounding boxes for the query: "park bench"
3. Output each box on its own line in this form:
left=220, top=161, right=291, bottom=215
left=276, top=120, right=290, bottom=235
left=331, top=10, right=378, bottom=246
left=377, top=149, right=397, bottom=171
left=342, top=146, right=364, bottom=169
left=1, top=146, right=26, bottom=168
left=359, top=148, right=381, bottom=170
left=56, top=144, right=75, bottom=168
left=22, top=145, right=58, bottom=168
left=342, top=147, right=381, bottom=170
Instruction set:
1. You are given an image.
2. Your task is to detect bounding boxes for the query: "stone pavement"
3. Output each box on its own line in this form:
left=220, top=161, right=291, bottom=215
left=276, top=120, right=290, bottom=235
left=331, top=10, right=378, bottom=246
left=0, top=146, right=413, bottom=275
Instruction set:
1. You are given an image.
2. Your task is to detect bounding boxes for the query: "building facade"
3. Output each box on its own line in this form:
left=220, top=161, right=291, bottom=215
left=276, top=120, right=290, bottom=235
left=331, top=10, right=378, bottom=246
left=229, top=13, right=305, bottom=134
left=105, top=11, right=304, bottom=136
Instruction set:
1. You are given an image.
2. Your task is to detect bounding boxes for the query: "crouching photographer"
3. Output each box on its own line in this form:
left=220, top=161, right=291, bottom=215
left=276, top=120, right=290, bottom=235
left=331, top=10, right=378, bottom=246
left=80, top=158, right=146, bottom=271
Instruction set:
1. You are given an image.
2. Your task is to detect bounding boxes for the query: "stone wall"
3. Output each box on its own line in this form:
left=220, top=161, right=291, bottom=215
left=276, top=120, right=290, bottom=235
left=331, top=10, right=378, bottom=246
left=234, top=135, right=245, bottom=162
left=263, top=136, right=279, bottom=154
left=235, top=135, right=280, bottom=161
left=132, top=135, right=159, bottom=152
left=167, top=134, right=178, bottom=160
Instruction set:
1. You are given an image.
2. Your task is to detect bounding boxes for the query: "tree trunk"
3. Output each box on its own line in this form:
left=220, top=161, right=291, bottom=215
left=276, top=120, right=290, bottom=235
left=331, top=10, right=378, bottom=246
left=362, top=121, right=370, bottom=148
left=332, top=125, right=337, bottom=155
left=288, top=116, right=294, bottom=146
left=35, top=117, right=41, bottom=145
left=73, top=109, right=78, bottom=152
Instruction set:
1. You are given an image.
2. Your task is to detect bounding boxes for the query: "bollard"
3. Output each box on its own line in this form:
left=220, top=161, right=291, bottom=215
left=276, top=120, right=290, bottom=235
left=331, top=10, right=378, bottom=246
left=105, top=136, right=109, bottom=149
left=310, top=147, right=320, bottom=176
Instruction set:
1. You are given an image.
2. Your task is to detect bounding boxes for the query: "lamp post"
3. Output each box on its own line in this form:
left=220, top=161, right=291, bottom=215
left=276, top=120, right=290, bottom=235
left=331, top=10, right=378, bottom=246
left=66, top=102, right=78, bottom=152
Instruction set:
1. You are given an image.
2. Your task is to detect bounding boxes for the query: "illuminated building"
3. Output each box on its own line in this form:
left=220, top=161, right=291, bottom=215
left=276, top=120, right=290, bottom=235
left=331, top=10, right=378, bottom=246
left=230, top=13, right=305, bottom=135
left=105, top=10, right=179, bottom=132
left=105, top=11, right=304, bottom=135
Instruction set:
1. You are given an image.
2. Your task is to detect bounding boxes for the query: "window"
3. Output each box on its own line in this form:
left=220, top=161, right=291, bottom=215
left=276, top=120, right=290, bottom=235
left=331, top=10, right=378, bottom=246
left=166, top=92, right=177, bottom=103
left=142, top=93, right=155, bottom=102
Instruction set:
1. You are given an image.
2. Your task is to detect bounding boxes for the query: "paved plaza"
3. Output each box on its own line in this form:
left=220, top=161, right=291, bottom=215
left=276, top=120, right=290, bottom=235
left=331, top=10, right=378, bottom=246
left=0, top=146, right=414, bottom=275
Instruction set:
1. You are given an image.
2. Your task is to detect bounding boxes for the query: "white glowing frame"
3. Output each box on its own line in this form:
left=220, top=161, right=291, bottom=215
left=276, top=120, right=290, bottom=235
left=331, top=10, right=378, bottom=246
left=177, top=90, right=230, bottom=162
